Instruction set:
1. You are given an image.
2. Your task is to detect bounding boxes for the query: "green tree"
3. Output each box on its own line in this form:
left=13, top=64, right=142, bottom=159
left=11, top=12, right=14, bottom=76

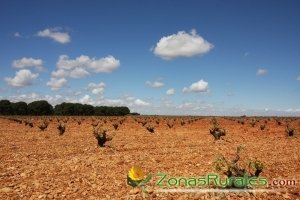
left=0, top=100, right=13, bottom=115
left=12, top=101, right=28, bottom=115
left=28, top=100, right=53, bottom=115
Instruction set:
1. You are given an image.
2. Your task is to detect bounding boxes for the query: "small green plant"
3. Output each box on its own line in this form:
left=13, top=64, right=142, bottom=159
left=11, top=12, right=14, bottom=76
left=213, top=145, right=264, bottom=188
left=93, top=127, right=112, bottom=147
left=209, top=119, right=226, bottom=140
left=277, top=120, right=282, bottom=126
left=38, top=120, right=48, bottom=131
left=260, top=124, right=266, bottom=130
left=24, top=120, right=33, bottom=128
left=250, top=119, right=256, bottom=127
left=113, top=123, right=119, bottom=130
left=286, top=125, right=296, bottom=136
left=141, top=121, right=147, bottom=127
left=237, top=119, right=244, bottom=125
left=146, top=126, right=155, bottom=133
left=167, top=123, right=173, bottom=128
left=181, top=120, right=185, bottom=126
left=57, top=122, right=66, bottom=135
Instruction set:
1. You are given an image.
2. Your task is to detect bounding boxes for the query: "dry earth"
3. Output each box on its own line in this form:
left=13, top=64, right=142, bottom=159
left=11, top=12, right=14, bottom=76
left=0, top=116, right=299, bottom=199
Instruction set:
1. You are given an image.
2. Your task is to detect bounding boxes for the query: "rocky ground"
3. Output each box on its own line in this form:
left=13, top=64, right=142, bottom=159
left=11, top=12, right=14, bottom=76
left=0, top=116, right=299, bottom=199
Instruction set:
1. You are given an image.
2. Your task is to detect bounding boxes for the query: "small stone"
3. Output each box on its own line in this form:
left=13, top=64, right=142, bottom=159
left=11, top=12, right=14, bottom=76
left=82, top=191, right=87, bottom=196
left=0, top=187, right=12, bottom=193
left=129, top=188, right=140, bottom=195
left=20, top=173, right=27, bottom=178
left=38, top=194, right=46, bottom=199
left=282, top=193, right=291, bottom=199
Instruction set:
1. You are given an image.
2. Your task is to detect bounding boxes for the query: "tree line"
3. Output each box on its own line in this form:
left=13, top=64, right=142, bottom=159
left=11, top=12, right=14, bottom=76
left=0, top=100, right=131, bottom=116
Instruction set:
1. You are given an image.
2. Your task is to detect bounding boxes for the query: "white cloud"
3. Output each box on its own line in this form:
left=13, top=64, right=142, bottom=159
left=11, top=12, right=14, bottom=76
left=69, top=67, right=89, bottom=79
left=87, top=82, right=106, bottom=95
left=37, top=28, right=70, bottom=44
left=178, top=102, right=194, bottom=109
left=5, top=69, right=39, bottom=87
left=14, top=32, right=21, bottom=37
left=12, top=57, right=44, bottom=71
left=183, top=80, right=209, bottom=93
left=256, top=68, right=268, bottom=76
left=47, top=54, right=119, bottom=90
left=125, top=96, right=135, bottom=101
left=46, top=77, right=67, bottom=90
left=296, top=76, right=300, bottom=81
left=146, top=80, right=164, bottom=88
left=153, top=29, right=213, bottom=60
left=166, top=88, right=175, bottom=95
left=285, top=108, right=300, bottom=113
left=57, top=55, right=120, bottom=73
left=134, top=99, right=150, bottom=106
left=51, top=69, right=69, bottom=78
left=79, top=95, right=95, bottom=105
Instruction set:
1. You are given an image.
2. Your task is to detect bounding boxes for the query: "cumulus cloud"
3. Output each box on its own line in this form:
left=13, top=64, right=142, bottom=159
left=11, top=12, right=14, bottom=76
left=296, top=75, right=300, bottom=81
left=37, top=28, right=70, bottom=44
left=51, top=69, right=69, bottom=78
left=146, top=80, right=164, bottom=88
left=134, top=99, right=150, bottom=106
left=12, top=57, right=44, bottom=71
left=5, top=69, right=39, bottom=87
left=153, top=29, right=213, bottom=60
left=69, top=67, right=89, bottom=79
left=256, top=68, right=268, bottom=76
left=57, top=55, right=120, bottom=73
left=182, top=80, right=209, bottom=93
left=87, top=82, right=106, bottom=95
left=166, top=88, right=175, bottom=95
left=47, top=54, right=120, bottom=90
left=46, top=77, right=67, bottom=90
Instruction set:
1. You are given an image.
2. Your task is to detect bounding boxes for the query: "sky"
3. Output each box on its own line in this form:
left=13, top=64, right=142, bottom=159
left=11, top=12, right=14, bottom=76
left=0, top=0, right=300, bottom=116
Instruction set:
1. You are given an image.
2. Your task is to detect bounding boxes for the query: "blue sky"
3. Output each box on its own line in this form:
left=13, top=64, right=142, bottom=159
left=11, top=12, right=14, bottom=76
left=0, top=0, right=299, bottom=115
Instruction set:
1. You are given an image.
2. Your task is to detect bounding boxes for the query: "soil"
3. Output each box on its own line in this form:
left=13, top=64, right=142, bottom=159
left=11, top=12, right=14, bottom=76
left=0, top=116, right=299, bottom=199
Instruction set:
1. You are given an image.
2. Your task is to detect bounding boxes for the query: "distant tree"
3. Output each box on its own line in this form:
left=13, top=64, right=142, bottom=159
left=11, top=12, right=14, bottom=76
left=82, top=104, right=94, bottom=115
left=12, top=101, right=28, bottom=115
left=28, top=100, right=53, bottom=115
left=129, top=112, right=140, bottom=115
left=0, top=100, right=13, bottom=115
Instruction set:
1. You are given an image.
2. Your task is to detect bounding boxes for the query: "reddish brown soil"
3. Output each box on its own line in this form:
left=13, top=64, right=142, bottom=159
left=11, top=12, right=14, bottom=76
left=0, top=116, right=299, bottom=199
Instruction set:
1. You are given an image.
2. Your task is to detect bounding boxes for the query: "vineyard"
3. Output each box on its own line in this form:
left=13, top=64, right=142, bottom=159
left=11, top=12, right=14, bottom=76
left=0, top=116, right=299, bottom=199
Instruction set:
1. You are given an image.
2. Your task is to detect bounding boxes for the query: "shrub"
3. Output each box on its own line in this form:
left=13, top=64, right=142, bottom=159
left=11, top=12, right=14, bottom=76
left=209, top=119, right=225, bottom=140
left=24, top=120, right=33, bottom=128
left=181, top=121, right=185, bottom=126
left=250, top=119, right=256, bottom=127
left=113, top=123, right=119, bottom=130
left=146, top=126, right=155, bottom=133
left=38, top=120, right=48, bottom=131
left=260, top=124, right=266, bottom=130
left=167, top=123, right=173, bottom=128
left=93, top=127, right=112, bottom=147
left=213, top=145, right=264, bottom=188
left=57, top=122, right=66, bottom=135
left=286, top=125, right=296, bottom=136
